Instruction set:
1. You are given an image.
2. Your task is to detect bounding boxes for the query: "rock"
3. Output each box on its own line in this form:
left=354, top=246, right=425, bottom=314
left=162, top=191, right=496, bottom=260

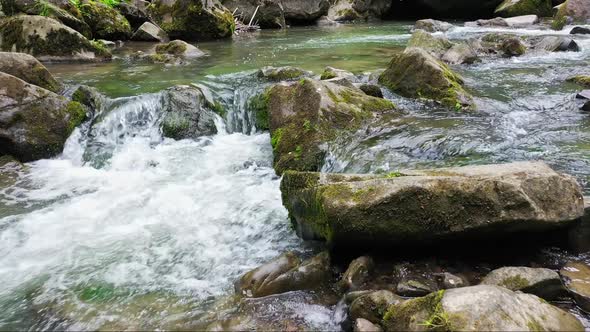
left=571, top=26, right=590, bottom=34
left=257, top=66, right=310, bottom=81
left=131, top=22, right=169, bottom=42
left=345, top=290, right=376, bottom=304
left=566, top=75, right=590, bottom=88
left=359, top=84, right=383, bottom=98
left=379, top=47, right=474, bottom=111
left=561, top=261, right=590, bottom=312
left=155, top=40, right=205, bottom=57
left=535, top=36, right=580, bottom=52
left=495, top=0, right=553, bottom=17
left=71, top=85, right=104, bottom=117
left=0, top=52, right=60, bottom=92
left=469, top=17, right=510, bottom=27
left=327, top=0, right=391, bottom=22
left=382, top=286, right=584, bottom=331
left=577, top=90, right=590, bottom=100
left=583, top=101, right=590, bottom=112
left=0, top=15, right=111, bottom=61
left=340, top=256, right=374, bottom=291
left=505, top=14, right=540, bottom=26
left=414, top=19, right=453, bottom=32
left=441, top=43, right=479, bottom=64
left=0, top=155, right=25, bottom=189
left=396, top=279, right=436, bottom=297
left=406, top=30, right=453, bottom=57
left=234, top=251, right=331, bottom=298
left=221, top=0, right=285, bottom=29
left=160, top=85, right=220, bottom=139
left=115, top=0, right=150, bottom=30
left=349, top=290, right=403, bottom=324
left=280, top=162, right=584, bottom=249
left=501, top=37, right=527, bottom=56
left=320, top=66, right=356, bottom=81
left=481, top=266, right=565, bottom=299
left=0, top=72, right=86, bottom=162
left=281, top=0, right=330, bottom=24
left=435, top=272, right=467, bottom=289
left=354, top=318, right=382, bottom=332
left=148, top=0, right=234, bottom=41
left=556, top=0, right=590, bottom=22
left=255, top=78, right=396, bottom=174
left=80, top=0, right=132, bottom=40
left=324, top=77, right=357, bottom=89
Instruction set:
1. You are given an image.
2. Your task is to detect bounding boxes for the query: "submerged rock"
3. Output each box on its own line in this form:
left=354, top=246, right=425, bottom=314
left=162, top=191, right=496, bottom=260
left=234, top=251, right=331, bottom=298
left=414, top=19, right=453, bottom=32
left=221, top=0, right=285, bottom=29
left=560, top=261, right=590, bottom=312
left=535, top=36, right=580, bottom=52
left=254, top=78, right=396, bottom=174
left=0, top=72, right=86, bottom=161
left=160, top=85, right=220, bottom=139
left=148, top=0, right=234, bottom=40
left=281, top=0, right=329, bottom=24
left=155, top=40, right=205, bottom=57
left=0, top=15, right=111, bottom=61
left=0, top=52, right=61, bottom=92
left=280, top=162, right=584, bottom=249
left=131, top=22, right=169, bottom=42
left=257, top=66, right=310, bottom=81
left=80, top=0, right=132, bottom=40
left=382, top=286, right=584, bottom=331
left=349, top=290, right=403, bottom=324
left=340, top=256, right=375, bottom=291
left=495, top=0, right=553, bottom=17
left=379, top=47, right=474, bottom=111
left=481, top=266, right=565, bottom=299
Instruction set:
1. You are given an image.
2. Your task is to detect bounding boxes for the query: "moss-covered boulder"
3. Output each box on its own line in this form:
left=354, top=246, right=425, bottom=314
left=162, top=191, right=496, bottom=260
left=555, top=0, right=590, bottom=23
left=350, top=290, right=403, bottom=324
left=379, top=47, right=474, bottom=111
left=406, top=30, right=453, bottom=57
left=160, top=85, right=219, bottom=140
left=281, top=0, right=329, bottom=24
left=234, top=251, right=331, bottom=298
left=0, top=51, right=60, bottom=92
left=155, top=39, right=204, bottom=57
left=280, top=162, right=584, bottom=249
left=80, top=0, right=132, bottom=40
left=327, top=0, right=391, bottom=22
left=221, top=0, right=285, bottom=29
left=567, top=75, right=590, bottom=88
left=560, top=261, right=590, bottom=312
left=0, top=72, right=86, bottom=161
left=147, top=0, right=234, bottom=41
left=253, top=78, right=397, bottom=174
left=0, top=15, right=111, bottom=61
left=320, top=66, right=356, bottom=81
left=382, top=286, right=584, bottom=331
left=501, top=37, right=527, bottom=56
left=495, top=0, right=553, bottom=17
left=257, top=66, right=310, bottom=81
left=481, top=266, right=565, bottom=300
left=414, top=19, right=453, bottom=32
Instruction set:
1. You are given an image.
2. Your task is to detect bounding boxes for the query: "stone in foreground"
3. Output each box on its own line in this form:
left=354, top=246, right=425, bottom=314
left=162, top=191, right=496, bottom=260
left=560, top=261, right=590, bottom=312
left=280, top=162, right=584, bottom=249
left=481, top=266, right=565, bottom=299
left=0, top=52, right=61, bottom=92
left=382, top=285, right=584, bottom=331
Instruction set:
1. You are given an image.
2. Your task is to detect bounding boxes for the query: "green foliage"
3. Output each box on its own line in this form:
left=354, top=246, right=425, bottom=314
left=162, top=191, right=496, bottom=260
left=271, top=128, right=284, bottom=150
left=418, top=311, right=454, bottom=330
left=385, top=171, right=402, bottom=178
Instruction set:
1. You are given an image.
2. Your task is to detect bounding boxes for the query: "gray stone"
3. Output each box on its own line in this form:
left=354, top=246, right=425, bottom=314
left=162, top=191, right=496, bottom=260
left=354, top=318, right=383, bottom=332
left=414, top=19, right=453, bottom=32
left=340, top=256, right=374, bottom=291
left=160, top=85, right=219, bottom=139
left=349, top=290, right=403, bottom=324
left=406, top=30, right=453, bottom=57
left=535, top=36, right=580, bottom=52
left=396, top=279, right=436, bottom=297
left=222, top=0, right=285, bottom=29
left=257, top=66, right=310, bottom=81
left=505, top=14, right=540, bottom=27
left=436, top=272, right=467, bottom=289
left=441, top=43, right=479, bottom=64
left=0, top=52, right=61, bottom=92
left=281, top=0, right=329, bottom=23
left=481, top=266, right=565, bottom=299
left=131, top=22, right=169, bottom=42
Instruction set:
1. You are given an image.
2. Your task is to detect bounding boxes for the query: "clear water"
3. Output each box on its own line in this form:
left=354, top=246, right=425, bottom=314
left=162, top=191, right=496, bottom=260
left=1, top=21, right=590, bottom=330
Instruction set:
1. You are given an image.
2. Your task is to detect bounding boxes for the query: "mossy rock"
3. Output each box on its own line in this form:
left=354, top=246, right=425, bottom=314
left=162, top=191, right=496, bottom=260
left=147, top=0, right=234, bottom=41
left=495, top=0, right=553, bottom=17
left=379, top=47, right=475, bottom=111
left=0, top=15, right=111, bottom=61
left=155, top=39, right=204, bottom=57
left=80, top=0, right=132, bottom=40
left=0, top=72, right=86, bottom=161
left=0, top=51, right=61, bottom=92
left=257, top=66, right=310, bottom=81
left=160, top=85, right=218, bottom=140
left=567, top=75, right=590, bottom=88
left=554, top=0, right=590, bottom=23
left=481, top=266, right=565, bottom=300
left=407, top=29, right=453, bottom=56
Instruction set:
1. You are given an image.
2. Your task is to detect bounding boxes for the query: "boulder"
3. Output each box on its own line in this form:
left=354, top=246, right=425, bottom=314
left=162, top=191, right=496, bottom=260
left=257, top=66, right=310, bottom=81
left=566, top=75, right=590, bottom=88
left=221, top=0, right=285, bottom=29
left=349, top=290, right=403, bottom=324
left=0, top=72, right=86, bottom=161
left=80, top=0, right=132, bottom=40
left=115, top=0, right=150, bottom=30
left=382, top=286, right=584, bottom=331
left=495, top=0, right=553, bottom=17
left=505, top=14, right=540, bottom=26
left=327, top=0, right=391, bottom=22
left=571, top=26, right=590, bottom=34
left=148, top=0, right=235, bottom=40
left=155, top=40, right=205, bottom=57
left=358, top=84, right=383, bottom=98
left=406, top=30, right=453, bottom=57
left=320, top=66, right=356, bottom=81
left=340, top=256, right=374, bottom=291
left=414, top=19, right=453, bottom=32
left=354, top=318, right=382, bottom=332
left=0, top=51, right=60, bottom=92
left=234, top=251, right=331, bottom=298
left=0, top=15, right=111, bottom=61
left=281, top=0, right=329, bottom=24
left=556, top=0, right=590, bottom=22
left=501, top=37, right=527, bottom=56
left=254, top=78, right=396, bottom=174
left=468, top=17, right=510, bottom=27
left=131, top=22, right=169, bottom=42
left=481, top=266, right=565, bottom=299
left=379, top=47, right=474, bottom=111
left=71, top=84, right=103, bottom=117
left=441, top=43, right=479, bottom=64
left=535, top=36, right=580, bottom=52
left=560, top=261, right=590, bottom=312
left=160, top=85, right=221, bottom=139
left=280, top=162, right=584, bottom=249
left=396, top=279, right=436, bottom=297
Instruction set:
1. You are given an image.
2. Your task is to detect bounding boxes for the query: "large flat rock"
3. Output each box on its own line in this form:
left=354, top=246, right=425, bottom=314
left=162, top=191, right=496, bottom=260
left=280, top=162, right=584, bottom=249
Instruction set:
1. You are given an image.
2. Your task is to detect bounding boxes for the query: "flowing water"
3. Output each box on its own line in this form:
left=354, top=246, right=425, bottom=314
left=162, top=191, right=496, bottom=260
left=1, top=22, right=590, bottom=330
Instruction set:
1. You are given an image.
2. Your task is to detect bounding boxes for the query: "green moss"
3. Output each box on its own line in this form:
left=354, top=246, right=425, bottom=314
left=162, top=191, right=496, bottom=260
left=80, top=0, right=131, bottom=39
left=495, top=0, right=552, bottom=17
left=162, top=117, right=190, bottom=139
left=385, top=171, right=402, bottom=178
left=320, top=69, right=337, bottom=80
left=551, top=14, right=567, bottom=30
left=64, top=101, right=86, bottom=132
left=211, top=101, right=226, bottom=117
left=89, top=39, right=110, bottom=57
left=156, top=41, right=187, bottom=55
left=500, top=275, right=530, bottom=290
left=270, top=128, right=283, bottom=150
left=527, top=318, right=544, bottom=331
left=248, top=90, right=270, bottom=130
left=566, top=75, right=590, bottom=88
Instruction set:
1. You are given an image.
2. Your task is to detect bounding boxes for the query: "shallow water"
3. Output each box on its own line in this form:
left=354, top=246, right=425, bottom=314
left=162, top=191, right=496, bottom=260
left=1, top=21, right=590, bottom=330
